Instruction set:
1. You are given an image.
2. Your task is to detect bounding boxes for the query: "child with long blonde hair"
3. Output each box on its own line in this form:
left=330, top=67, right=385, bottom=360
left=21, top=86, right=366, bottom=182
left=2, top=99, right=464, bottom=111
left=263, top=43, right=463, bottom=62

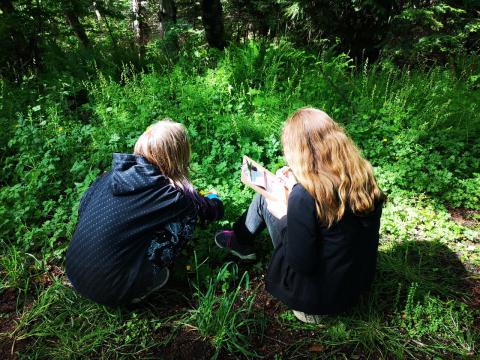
left=216, top=108, right=385, bottom=321
left=66, top=119, right=223, bottom=306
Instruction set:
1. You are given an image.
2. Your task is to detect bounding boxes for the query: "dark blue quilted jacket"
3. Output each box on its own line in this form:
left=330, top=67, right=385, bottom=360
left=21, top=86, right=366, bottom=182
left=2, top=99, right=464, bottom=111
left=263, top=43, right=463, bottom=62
left=66, top=153, right=223, bottom=305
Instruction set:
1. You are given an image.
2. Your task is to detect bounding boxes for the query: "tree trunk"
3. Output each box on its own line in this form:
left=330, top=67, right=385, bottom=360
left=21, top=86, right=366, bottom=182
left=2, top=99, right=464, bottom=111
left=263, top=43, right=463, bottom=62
left=132, top=0, right=150, bottom=59
left=64, top=2, right=91, bottom=48
left=158, top=0, right=176, bottom=38
left=92, top=1, right=102, bottom=22
left=132, top=0, right=141, bottom=42
left=201, top=0, right=226, bottom=50
left=92, top=1, right=118, bottom=53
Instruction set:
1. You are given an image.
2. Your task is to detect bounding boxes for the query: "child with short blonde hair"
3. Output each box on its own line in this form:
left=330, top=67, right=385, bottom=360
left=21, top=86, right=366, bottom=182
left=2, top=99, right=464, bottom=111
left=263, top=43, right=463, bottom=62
left=66, top=119, right=223, bottom=306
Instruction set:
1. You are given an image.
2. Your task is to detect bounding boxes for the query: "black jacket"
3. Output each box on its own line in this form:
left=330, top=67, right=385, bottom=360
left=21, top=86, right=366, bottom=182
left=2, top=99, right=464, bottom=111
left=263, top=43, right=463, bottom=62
left=66, top=153, right=222, bottom=306
left=266, top=184, right=383, bottom=315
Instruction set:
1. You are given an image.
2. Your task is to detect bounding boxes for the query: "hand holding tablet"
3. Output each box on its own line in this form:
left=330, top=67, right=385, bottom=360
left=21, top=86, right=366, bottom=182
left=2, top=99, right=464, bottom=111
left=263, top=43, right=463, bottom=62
left=241, top=156, right=292, bottom=205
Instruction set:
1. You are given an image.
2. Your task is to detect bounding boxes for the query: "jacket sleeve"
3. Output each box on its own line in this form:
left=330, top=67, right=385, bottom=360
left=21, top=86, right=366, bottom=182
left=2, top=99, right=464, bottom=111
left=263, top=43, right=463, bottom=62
left=193, top=192, right=224, bottom=223
left=285, top=186, right=319, bottom=275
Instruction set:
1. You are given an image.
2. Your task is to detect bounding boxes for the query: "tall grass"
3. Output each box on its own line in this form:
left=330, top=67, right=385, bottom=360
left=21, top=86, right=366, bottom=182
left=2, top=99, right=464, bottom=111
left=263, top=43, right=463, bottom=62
left=182, top=258, right=264, bottom=358
left=6, top=280, right=178, bottom=359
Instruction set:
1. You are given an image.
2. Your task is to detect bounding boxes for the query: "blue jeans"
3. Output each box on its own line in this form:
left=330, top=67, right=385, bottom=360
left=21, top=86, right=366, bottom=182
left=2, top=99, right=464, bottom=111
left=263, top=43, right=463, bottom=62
left=233, top=194, right=285, bottom=249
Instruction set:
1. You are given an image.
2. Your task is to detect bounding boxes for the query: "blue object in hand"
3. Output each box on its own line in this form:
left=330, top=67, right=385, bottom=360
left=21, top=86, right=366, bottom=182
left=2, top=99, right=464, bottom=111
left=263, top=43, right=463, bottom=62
left=206, top=193, right=220, bottom=201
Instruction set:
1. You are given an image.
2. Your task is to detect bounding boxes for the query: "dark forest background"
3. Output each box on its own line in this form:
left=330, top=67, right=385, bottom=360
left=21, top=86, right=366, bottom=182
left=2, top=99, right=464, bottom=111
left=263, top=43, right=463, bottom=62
left=1, top=0, right=479, bottom=76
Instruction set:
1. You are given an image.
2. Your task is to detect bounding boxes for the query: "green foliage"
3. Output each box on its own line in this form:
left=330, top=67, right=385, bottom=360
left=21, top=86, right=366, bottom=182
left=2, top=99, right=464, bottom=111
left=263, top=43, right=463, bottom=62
left=398, top=282, right=475, bottom=350
left=1, top=0, right=479, bottom=358
left=2, top=0, right=479, bottom=83
left=1, top=39, right=479, bottom=358
left=0, top=242, right=29, bottom=292
left=1, top=37, right=478, bottom=275
left=384, top=2, right=480, bottom=64
left=9, top=280, right=168, bottom=359
left=0, top=105, right=94, bottom=258
left=445, top=173, right=480, bottom=209
left=183, top=260, right=263, bottom=358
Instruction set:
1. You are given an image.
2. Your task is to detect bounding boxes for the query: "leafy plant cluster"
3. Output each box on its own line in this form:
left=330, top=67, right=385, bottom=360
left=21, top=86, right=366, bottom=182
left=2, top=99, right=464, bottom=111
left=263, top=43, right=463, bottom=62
left=1, top=39, right=479, bottom=358
left=1, top=40, right=478, bottom=264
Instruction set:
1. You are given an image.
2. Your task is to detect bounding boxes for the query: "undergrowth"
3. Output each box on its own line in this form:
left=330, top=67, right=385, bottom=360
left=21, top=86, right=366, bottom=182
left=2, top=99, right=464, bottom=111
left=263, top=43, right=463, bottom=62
left=0, top=40, right=479, bottom=358
left=182, top=259, right=263, bottom=358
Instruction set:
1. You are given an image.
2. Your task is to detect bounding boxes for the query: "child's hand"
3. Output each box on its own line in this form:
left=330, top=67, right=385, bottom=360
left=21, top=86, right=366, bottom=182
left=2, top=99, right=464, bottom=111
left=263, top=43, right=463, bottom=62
left=275, top=166, right=297, bottom=191
left=265, top=198, right=287, bottom=219
left=200, top=189, right=220, bottom=199
left=206, top=189, right=221, bottom=201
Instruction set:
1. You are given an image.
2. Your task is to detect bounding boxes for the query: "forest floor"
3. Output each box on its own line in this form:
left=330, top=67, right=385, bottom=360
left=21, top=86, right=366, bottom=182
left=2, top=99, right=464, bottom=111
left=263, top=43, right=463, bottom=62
left=1, top=208, right=479, bottom=359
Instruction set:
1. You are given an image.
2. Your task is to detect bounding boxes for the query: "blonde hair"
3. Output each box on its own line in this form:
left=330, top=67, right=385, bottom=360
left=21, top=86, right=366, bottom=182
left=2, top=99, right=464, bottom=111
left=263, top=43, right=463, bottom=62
left=282, top=108, right=384, bottom=227
left=134, top=119, right=193, bottom=192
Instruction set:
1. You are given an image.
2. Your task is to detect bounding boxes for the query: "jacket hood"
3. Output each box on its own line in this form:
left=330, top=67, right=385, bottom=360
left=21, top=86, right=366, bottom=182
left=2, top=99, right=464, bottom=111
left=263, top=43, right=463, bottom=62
left=110, top=153, right=168, bottom=195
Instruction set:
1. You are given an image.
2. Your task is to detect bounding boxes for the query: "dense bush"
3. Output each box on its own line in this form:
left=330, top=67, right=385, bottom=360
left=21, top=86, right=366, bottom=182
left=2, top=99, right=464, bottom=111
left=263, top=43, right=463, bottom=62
left=1, top=41, right=478, bottom=263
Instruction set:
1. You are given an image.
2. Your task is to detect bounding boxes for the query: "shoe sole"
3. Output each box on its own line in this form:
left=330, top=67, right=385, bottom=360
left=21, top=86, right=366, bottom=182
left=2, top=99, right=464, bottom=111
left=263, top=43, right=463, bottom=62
left=292, top=310, right=323, bottom=324
left=214, top=235, right=257, bottom=260
left=153, top=267, right=170, bottom=290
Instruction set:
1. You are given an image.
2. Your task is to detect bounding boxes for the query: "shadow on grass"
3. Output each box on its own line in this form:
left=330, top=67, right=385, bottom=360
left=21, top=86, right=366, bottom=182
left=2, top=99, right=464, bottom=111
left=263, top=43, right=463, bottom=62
left=273, top=239, right=477, bottom=358
left=371, top=239, right=470, bottom=310
left=115, top=238, right=477, bottom=359
left=311, top=239, right=476, bottom=358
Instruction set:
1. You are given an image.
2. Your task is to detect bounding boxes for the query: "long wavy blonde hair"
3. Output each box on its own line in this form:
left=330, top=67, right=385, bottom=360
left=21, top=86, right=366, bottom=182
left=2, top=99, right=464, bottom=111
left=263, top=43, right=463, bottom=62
left=134, top=119, right=194, bottom=193
left=282, top=108, right=384, bottom=227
